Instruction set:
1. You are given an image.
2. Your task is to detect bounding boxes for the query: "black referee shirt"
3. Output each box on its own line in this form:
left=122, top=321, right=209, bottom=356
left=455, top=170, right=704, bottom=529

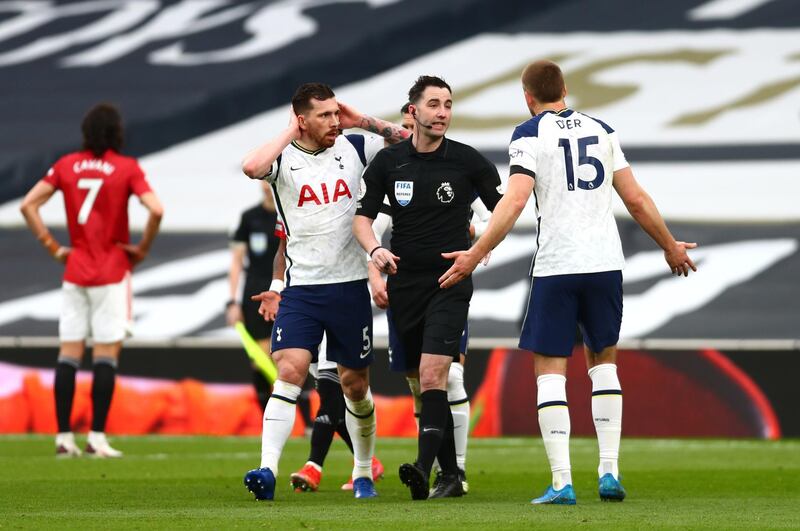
left=357, top=136, right=501, bottom=271
left=231, top=204, right=281, bottom=283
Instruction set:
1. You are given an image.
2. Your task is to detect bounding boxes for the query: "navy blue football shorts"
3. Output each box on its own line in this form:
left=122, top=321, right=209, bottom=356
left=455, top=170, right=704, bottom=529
left=271, top=279, right=373, bottom=369
left=519, top=270, right=622, bottom=357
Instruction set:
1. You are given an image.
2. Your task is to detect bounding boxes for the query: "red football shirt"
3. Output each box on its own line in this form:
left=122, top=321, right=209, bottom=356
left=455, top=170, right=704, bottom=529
left=43, top=149, right=152, bottom=286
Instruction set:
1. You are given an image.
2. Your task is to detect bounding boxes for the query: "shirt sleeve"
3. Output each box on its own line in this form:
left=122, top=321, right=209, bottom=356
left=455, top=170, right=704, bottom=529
left=372, top=207, right=393, bottom=243
left=130, top=160, right=152, bottom=197
left=609, top=132, right=629, bottom=171
left=355, top=151, right=387, bottom=219
left=509, top=134, right=538, bottom=179
left=231, top=213, right=248, bottom=243
left=470, top=151, right=503, bottom=211
left=262, top=154, right=282, bottom=184
left=41, top=161, right=61, bottom=188
left=363, top=133, right=385, bottom=165
left=274, top=216, right=286, bottom=240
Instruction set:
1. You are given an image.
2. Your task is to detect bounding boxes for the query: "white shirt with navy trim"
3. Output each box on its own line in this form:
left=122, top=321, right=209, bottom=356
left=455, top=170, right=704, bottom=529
left=262, top=133, right=383, bottom=286
left=509, top=109, right=628, bottom=277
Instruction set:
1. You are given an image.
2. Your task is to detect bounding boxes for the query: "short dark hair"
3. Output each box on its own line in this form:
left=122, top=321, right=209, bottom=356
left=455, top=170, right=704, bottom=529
left=521, top=60, right=565, bottom=104
left=400, top=102, right=411, bottom=114
left=292, top=82, right=335, bottom=114
left=82, top=103, right=123, bottom=157
left=407, top=75, right=451, bottom=104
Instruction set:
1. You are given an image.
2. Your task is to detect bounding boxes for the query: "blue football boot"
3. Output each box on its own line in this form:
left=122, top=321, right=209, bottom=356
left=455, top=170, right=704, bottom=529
left=598, top=473, right=626, bottom=502
left=244, top=467, right=276, bottom=501
left=352, top=477, right=378, bottom=498
left=531, top=484, right=577, bottom=505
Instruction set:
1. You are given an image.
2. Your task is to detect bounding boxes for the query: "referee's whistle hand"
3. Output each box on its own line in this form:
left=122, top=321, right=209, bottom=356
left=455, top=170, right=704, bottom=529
left=438, top=250, right=479, bottom=289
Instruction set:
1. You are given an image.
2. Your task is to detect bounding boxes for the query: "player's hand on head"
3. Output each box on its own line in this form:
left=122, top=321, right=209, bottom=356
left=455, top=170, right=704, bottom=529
left=665, top=241, right=698, bottom=277
left=251, top=290, right=281, bottom=321
left=117, top=242, right=147, bottom=265
left=337, top=102, right=362, bottom=130
left=372, top=248, right=400, bottom=275
left=439, top=249, right=480, bottom=289
left=287, top=106, right=301, bottom=140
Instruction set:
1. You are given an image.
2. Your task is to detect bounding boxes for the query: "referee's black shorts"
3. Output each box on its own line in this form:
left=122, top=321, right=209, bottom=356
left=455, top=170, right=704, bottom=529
left=387, top=269, right=472, bottom=368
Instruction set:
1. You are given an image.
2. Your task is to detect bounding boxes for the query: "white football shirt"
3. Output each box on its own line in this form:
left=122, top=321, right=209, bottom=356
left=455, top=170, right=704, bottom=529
left=262, top=134, right=383, bottom=286
left=509, top=109, right=628, bottom=277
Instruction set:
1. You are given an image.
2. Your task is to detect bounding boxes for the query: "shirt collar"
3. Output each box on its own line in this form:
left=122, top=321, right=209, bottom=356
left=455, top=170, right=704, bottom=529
left=407, top=135, right=449, bottom=159
left=539, top=108, right=573, bottom=118
left=291, top=140, right=327, bottom=156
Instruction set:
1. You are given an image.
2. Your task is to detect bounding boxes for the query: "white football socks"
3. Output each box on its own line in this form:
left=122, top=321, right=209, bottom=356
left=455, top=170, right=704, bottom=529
left=447, top=363, right=470, bottom=472
left=344, top=387, right=377, bottom=480
left=260, top=380, right=301, bottom=474
left=537, top=374, right=572, bottom=490
left=589, top=363, right=622, bottom=480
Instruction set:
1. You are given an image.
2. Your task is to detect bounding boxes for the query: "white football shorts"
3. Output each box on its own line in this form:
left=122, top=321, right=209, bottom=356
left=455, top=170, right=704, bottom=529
left=308, top=332, right=336, bottom=379
left=59, top=273, right=132, bottom=343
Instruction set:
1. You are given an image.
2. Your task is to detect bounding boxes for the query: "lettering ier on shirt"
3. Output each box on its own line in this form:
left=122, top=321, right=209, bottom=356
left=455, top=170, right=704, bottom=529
left=509, top=109, right=628, bottom=277
left=43, top=150, right=152, bottom=286
left=260, top=134, right=383, bottom=286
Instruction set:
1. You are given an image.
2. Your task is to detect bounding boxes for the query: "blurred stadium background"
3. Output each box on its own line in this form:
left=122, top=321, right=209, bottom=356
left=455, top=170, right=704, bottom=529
left=0, top=0, right=798, bottom=443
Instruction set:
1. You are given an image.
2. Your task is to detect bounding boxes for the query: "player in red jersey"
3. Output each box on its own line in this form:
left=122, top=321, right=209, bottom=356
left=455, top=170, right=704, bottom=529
left=20, top=103, right=163, bottom=458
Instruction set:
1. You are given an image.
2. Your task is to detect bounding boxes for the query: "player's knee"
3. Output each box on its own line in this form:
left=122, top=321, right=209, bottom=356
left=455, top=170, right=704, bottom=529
left=419, top=367, right=448, bottom=392
left=339, top=372, right=368, bottom=401
left=275, top=364, right=306, bottom=387
left=272, top=350, right=310, bottom=386
left=341, top=380, right=368, bottom=401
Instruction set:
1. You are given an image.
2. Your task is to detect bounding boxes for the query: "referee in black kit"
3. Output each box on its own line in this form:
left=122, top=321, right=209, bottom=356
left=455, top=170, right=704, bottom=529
left=353, top=76, right=501, bottom=500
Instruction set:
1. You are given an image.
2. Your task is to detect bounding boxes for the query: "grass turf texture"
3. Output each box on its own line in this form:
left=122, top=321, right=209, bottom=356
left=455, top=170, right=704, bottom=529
left=1, top=436, right=798, bottom=529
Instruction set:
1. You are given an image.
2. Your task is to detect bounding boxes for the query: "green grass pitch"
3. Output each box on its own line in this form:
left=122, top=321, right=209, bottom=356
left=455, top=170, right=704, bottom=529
left=1, top=436, right=798, bottom=529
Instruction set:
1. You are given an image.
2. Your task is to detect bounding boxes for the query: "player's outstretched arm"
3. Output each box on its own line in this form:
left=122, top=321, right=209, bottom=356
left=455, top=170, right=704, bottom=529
left=119, top=191, right=163, bottom=265
left=20, top=180, right=69, bottom=263
left=242, top=107, right=301, bottom=179
left=439, top=173, right=533, bottom=289
left=338, top=102, right=410, bottom=145
left=353, top=214, right=399, bottom=274
left=612, top=166, right=697, bottom=277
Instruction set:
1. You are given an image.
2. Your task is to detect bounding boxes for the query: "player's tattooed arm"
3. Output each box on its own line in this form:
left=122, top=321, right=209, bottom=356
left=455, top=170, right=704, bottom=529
left=358, top=115, right=410, bottom=144
left=338, top=102, right=410, bottom=144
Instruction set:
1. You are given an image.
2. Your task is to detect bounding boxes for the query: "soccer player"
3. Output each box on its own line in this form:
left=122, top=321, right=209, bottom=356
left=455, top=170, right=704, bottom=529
left=354, top=76, right=501, bottom=500
left=438, top=60, right=698, bottom=505
left=226, top=181, right=282, bottom=409
left=241, top=82, right=408, bottom=501
left=20, top=103, right=163, bottom=458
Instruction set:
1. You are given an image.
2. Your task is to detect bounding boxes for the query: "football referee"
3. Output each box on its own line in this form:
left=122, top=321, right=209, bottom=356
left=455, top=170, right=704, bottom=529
left=353, top=76, right=501, bottom=500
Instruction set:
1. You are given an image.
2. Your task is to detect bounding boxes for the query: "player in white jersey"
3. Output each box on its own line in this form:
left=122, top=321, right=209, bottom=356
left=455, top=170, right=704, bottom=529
left=439, top=60, right=697, bottom=505
left=240, top=82, right=409, bottom=501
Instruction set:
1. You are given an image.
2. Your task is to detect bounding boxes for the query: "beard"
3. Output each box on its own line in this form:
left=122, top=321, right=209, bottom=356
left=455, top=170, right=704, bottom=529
left=312, top=128, right=338, bottom=148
